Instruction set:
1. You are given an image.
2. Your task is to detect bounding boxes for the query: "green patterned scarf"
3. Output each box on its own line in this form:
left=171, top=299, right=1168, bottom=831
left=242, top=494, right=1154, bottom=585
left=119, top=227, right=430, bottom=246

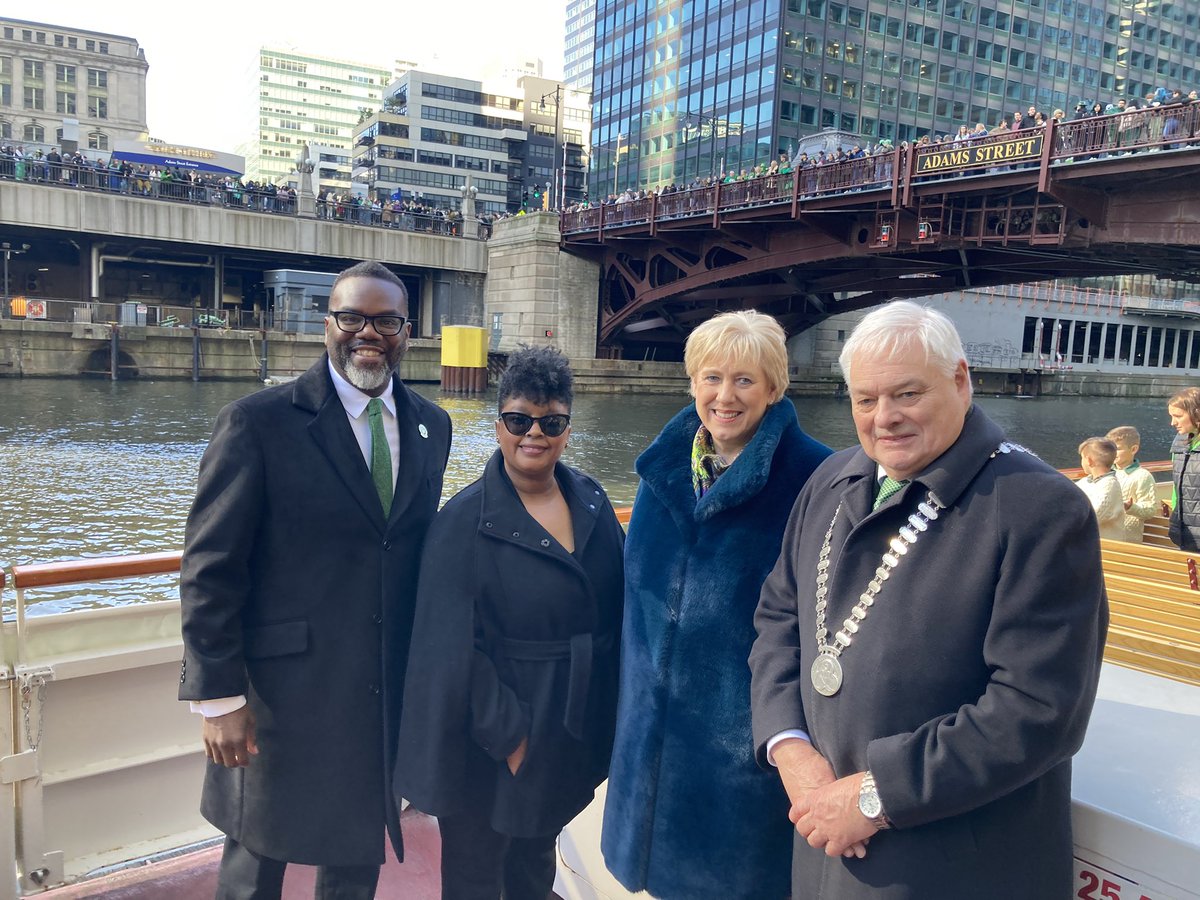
left=691, top=424, right=731, bottom=498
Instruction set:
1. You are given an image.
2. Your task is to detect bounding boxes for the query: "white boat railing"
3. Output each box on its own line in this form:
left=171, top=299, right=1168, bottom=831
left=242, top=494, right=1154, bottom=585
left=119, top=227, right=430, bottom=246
left=1, top=552, right=216, bottom=900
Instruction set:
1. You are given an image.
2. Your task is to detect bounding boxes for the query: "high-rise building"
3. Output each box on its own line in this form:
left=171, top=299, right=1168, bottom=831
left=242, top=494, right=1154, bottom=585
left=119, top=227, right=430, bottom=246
left=248, top=47, right=394, bottom=191
left=353, top=70, right=589, bottom=215
left=589, top=0, right=1200, bottom=197
left=0, top=17, right=148, bottom=153
left=564, top=0, right=597, bottom=91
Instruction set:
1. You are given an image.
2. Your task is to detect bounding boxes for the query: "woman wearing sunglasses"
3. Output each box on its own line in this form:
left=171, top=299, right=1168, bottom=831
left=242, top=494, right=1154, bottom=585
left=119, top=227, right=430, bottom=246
left=601, top=311, right=831, bottom=900
left=395, top=345, right=624, bottom=900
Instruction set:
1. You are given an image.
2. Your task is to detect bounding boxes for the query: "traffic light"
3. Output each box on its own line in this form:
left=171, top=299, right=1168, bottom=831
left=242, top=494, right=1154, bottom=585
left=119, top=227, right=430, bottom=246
left=918, top=221, right=932, bottom=240
left=522, top=189, right=529, bottom=208
left=879, top=224, right=892, bottom=244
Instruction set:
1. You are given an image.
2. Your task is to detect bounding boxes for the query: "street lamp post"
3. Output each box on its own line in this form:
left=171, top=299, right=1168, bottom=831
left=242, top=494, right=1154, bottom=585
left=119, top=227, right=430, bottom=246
left=1, top=241, right=31, bottom=319
left=538, top=85, right=565, bottom=210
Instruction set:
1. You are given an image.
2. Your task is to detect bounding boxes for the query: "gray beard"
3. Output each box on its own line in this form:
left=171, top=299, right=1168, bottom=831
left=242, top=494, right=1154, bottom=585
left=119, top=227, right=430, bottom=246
left=344, top=360, right=392, bottom=392
left=334, top=343, right=398, bottom=392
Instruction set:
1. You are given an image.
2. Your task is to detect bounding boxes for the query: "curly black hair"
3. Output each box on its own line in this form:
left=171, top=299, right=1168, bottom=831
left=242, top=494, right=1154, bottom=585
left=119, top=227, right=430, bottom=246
left=497, top=345, right=574, bottom=411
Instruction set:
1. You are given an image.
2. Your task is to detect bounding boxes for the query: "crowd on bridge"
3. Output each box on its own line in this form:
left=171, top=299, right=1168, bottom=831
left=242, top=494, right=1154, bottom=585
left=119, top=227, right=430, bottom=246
left=315, top=190, right=493, bottom=238
left=0, top=143, right=493, bottom=240
left=565, top=87, right=1200, bottom=213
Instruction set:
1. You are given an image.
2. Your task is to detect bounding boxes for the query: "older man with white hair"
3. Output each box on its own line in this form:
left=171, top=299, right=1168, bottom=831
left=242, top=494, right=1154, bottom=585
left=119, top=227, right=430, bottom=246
left=749, top=300, right=1108, bottom=899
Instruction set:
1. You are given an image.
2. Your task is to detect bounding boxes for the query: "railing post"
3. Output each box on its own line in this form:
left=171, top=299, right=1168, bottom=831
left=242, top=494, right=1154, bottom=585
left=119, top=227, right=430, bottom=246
left=0, top=667, right=17, bottom=900
left=259, top=330, right=269, bottom=381
left=192, top=325, right=201, bottom=383
left=10, top=665, right=62, bottom=895
left=1038, top=120, right=1056, bottom=193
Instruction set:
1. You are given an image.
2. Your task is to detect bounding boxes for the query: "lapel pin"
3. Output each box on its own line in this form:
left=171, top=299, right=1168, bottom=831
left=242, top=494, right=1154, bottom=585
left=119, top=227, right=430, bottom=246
left=418, top=423, right=429, bottom=439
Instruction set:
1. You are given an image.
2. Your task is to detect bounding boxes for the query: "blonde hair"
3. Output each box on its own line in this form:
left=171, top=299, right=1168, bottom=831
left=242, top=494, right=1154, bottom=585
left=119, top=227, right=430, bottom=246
left=1105, top=425, right=1140, bottom=447
left=1078, top=437, right=1117, bottom=469
left=685, top=310, right=790, bottom=401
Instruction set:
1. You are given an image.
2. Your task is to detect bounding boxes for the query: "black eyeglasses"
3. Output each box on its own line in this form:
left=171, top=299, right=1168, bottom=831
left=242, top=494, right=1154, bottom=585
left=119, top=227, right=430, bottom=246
left=328, top=311, right=408, bottom=336
left=498, top=412, right=571, bottom=437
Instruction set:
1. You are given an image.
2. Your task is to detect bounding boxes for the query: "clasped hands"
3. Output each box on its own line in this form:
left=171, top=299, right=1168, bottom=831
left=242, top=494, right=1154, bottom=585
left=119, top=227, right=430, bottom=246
left=773, top=739, right=878, bottom=859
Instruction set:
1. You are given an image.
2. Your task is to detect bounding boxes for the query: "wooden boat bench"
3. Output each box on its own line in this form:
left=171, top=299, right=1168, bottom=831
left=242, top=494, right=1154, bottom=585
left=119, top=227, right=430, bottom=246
left=1100, top=536, right=1200, bottom=686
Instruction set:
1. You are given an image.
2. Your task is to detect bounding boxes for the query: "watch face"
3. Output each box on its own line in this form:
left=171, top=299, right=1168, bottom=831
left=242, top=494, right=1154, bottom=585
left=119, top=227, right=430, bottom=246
left=859, top=790, right=883, bottom=819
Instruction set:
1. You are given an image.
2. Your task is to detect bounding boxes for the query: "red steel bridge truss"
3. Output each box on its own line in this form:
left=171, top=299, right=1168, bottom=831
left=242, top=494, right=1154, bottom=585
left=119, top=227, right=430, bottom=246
left=560, top=106, right=1200, bottom=357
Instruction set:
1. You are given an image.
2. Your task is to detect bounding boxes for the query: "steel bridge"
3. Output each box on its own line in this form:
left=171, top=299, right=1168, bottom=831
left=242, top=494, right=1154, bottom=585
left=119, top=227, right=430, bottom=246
left=561, top=105, right=1200, bottom=357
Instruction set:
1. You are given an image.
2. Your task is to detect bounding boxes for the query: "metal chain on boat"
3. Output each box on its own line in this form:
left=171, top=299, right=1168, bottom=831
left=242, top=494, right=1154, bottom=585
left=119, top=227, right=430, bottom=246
left=19, top=671, right=47, bottom=750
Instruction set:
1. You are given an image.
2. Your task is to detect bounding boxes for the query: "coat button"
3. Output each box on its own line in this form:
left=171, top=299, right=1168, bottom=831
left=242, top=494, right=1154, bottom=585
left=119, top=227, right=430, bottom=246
left=512, top=531, right=520, bottom=538
left=383, top=540, right=392, bottom=551
left=369, top=683, right=381, bottom=695
left=540, top=538, right=550, bottom=547
left=373, top=613, right=383, bottom=624
left=485, top=522, right=493, bottom=528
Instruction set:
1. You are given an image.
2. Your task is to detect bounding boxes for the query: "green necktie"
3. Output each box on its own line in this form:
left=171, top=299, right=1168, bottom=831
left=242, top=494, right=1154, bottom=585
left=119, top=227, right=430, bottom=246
left=367, top=398, right=393, bottom=517
left=873, top=475, right=909, bottom=511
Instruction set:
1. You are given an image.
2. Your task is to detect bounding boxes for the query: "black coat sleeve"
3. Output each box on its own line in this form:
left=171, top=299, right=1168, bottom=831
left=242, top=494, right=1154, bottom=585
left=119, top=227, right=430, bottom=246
left=179, top=401, right=266, bottom=701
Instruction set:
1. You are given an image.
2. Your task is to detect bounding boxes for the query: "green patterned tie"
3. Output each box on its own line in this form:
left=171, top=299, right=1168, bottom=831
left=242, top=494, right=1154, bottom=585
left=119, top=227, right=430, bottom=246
left=873, top=475, right=909, bottom=511
left=367, top=398, right=392, bottom=516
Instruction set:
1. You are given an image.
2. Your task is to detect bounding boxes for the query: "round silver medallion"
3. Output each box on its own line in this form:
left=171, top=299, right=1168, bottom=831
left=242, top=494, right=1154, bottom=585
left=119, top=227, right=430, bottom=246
left=811, top=653, right=844, bottom=697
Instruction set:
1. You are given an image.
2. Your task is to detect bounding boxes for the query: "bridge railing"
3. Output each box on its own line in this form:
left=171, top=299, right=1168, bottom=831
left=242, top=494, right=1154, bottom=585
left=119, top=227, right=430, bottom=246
left=1055, top=102, right=1200, bottom=161
left=0, top=157, right=492, bottom=240
left=562, top=101, right=1200, bottom=236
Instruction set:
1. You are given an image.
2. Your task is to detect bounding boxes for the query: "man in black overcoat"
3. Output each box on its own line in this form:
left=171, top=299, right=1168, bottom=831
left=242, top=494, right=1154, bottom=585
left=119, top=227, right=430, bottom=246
left=179, top=261, right=451, bottom=899
left=750, top=300, right=1107, bottom=899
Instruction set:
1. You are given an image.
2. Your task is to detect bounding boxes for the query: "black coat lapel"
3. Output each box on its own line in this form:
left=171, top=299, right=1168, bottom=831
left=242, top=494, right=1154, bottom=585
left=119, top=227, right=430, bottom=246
left=297, top=358, right=387, bottom=533
left=388, top=380, right=431, bottom=525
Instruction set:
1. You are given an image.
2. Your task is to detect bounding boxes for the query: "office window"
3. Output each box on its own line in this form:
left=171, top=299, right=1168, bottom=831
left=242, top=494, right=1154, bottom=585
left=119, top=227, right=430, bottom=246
left=56, top=64, right=76, bottom=84
left=88, top=132, right=108, bottom=151
left=23, top=86, right=44, bottom=110
left=88, top=96, right=107, bottom=118
left=23, top=123, right=44, bottom=142
left=88, top=69, right=108, bottom=89
left=24, top=60, right=44, bottom=80
left=56, top=91, right=76, bottom=114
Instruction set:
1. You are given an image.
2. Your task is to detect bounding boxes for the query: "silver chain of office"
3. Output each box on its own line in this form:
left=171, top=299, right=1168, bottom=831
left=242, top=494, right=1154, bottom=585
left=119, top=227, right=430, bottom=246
left=810, top=441, right=1033, bottom=697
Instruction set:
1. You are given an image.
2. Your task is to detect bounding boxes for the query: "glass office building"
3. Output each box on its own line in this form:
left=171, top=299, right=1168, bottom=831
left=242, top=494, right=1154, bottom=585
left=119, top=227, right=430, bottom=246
left=590, top=0, right=1200, bottom=198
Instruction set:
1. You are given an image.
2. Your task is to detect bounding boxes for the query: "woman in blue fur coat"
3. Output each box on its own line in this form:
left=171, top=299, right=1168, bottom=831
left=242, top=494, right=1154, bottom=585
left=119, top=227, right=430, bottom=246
left=601, top=311, right=831, bottom=899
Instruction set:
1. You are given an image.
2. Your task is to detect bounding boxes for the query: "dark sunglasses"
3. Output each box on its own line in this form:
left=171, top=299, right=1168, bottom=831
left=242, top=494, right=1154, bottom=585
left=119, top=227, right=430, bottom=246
left=328, top=311, right=408, bottom=336
left=497, top=412, right=571, bottom=437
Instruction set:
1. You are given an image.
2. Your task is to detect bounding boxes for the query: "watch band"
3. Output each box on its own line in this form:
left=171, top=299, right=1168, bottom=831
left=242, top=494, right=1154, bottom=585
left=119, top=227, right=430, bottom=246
left=859, top=771, right=892, bottom=830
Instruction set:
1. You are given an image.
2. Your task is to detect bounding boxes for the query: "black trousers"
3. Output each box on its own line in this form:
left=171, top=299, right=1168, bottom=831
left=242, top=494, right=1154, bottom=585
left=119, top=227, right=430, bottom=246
left=438, top=813, right=558, bottom=900
left=215, top=835, right=381, bottom=900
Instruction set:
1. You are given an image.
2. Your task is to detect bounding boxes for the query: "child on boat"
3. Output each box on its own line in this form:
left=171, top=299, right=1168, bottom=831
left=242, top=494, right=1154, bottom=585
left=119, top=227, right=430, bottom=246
left=1076, top=437, right=1125, bottom=541
left=1106, top=426, right=1158, bottom=543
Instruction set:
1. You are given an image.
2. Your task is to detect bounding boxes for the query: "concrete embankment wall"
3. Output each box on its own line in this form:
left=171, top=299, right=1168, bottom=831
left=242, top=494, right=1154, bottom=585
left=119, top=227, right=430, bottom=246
left=0, top=319, right=444, bottom=382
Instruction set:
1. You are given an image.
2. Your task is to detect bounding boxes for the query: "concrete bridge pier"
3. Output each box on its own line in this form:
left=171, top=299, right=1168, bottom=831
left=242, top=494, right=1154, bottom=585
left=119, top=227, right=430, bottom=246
left=484, top=212, right=600, bottom=360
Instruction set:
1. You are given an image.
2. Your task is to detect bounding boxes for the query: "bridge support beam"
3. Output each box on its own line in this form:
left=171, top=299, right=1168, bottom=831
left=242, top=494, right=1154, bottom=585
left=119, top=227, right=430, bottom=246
left=484, top=212, right=601, bottom=360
